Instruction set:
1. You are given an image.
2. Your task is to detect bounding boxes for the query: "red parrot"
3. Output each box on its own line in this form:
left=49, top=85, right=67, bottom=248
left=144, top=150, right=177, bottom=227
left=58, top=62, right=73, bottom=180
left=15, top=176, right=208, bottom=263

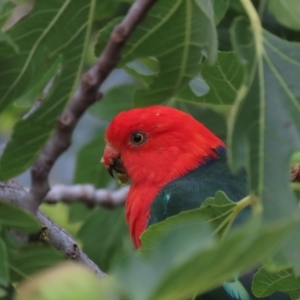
left=101, top=106, right=289, bottom=300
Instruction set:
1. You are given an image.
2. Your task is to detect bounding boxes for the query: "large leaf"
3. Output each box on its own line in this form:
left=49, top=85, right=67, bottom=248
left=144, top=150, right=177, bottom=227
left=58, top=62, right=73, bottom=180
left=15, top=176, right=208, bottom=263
left=115, top=216, right=295, bottom=300
left=0, top=200, right=40, bottom=234
left=0, top=0, right=95, bottom=180
left=175, top=52, right=243, bottom=106
left=228, top=17, right=300, bottom=272
left=268, top=0, right=300, bottom=31
left=94, top=1, right=218, bottom=107
left=78, top=207, right=129, bottom=272
left=252, top=266, right=300, bottom=300
left=120, top=0, right=217, bottom=106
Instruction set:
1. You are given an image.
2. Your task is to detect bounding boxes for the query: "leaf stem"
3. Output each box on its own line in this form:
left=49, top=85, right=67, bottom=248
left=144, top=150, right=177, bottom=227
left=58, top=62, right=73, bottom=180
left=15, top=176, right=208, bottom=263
left=213, top=196, right=253, bottom=240
left=220, top=196, right=252, bottom=241
left=239, top=0, right=263, bottom=57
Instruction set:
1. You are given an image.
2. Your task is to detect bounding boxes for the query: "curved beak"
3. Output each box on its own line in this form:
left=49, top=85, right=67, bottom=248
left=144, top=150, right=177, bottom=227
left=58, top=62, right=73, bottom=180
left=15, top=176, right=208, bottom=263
left=101, top=144, right=129, bottom=184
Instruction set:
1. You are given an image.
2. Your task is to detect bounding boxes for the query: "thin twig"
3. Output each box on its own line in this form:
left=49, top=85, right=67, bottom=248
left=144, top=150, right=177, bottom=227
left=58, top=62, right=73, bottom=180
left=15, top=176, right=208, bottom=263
left=0, top=180, right=106, bottom=278
left=22, top=0, right=157, bottom=214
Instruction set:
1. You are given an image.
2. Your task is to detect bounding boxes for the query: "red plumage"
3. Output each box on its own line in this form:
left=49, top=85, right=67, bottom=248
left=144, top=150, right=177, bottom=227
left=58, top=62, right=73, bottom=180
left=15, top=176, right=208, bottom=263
left=103, top=106, right=224, bottom=247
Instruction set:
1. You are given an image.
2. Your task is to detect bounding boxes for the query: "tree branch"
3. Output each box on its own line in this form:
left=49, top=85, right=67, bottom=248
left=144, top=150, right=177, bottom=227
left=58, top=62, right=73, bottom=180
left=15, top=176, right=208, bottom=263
left=0, top=0, right=156, bottom=279
left=22, top=0, right=157, bottom=214
left=43, top=184, right=128, bottom=208
left=0, top=180, right=107, bottom=278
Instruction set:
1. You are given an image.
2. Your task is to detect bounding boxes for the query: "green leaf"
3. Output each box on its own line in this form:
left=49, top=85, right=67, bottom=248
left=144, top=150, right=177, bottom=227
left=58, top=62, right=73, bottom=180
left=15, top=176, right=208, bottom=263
left=124, top=58, right=159, bottom=87
left=228, top=17, right=300, bottom=272
left=121, top=0, right=217, bottom=106
left=89, top=84, right=136, bottom=121
left=0, top=201, right=40, bottom=233
left=69, top=131, right=113, bottom=222
left=78, top=207, right=129, bottom=272
left=122, top=0, right=217, bottom=64
left=94, top=1, right=217, bottom=106
left=8, top=244, right=64, bottom=281
left=0, top=239, right=9, bottom=287
left=212, top=0, right=229, bottom=25
left=252, top=266, right=300, bottom=300
left=175, top=52, right=243, bottom=106
left=268, top=0, right=300, bottom=31
left=116, top=216, right=295, bottom=300
left=0, top=0, right=95, bottom=180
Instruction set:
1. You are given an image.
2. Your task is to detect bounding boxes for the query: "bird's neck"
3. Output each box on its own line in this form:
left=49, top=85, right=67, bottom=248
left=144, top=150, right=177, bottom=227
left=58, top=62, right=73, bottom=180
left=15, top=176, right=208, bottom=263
left=125, top=146, right=226, bottom=248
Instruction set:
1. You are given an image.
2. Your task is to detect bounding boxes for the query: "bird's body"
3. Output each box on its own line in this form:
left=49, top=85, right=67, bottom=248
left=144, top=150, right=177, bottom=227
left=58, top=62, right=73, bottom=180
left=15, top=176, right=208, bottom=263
left=102, top=106, right=289, bottom=300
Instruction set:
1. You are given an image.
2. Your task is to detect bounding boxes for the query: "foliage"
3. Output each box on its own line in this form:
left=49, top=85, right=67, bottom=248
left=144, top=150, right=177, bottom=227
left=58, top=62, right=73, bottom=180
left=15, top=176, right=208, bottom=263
left=0, top=0, right=300, bottom=299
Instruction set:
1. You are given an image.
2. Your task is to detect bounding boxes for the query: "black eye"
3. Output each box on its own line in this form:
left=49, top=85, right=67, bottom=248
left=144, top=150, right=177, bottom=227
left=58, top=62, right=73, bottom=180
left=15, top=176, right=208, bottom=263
left=131, top=132, right=146, bottom=145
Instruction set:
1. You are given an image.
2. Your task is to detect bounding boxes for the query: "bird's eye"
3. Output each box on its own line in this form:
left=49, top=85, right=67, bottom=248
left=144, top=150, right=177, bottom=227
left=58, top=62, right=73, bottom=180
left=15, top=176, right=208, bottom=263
left=131, top=132, right=146, bottom=145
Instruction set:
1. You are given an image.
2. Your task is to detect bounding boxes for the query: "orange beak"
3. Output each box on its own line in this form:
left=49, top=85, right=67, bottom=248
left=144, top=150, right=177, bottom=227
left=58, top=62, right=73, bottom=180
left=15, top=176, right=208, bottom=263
left=101, top=144, right=129, bottom=184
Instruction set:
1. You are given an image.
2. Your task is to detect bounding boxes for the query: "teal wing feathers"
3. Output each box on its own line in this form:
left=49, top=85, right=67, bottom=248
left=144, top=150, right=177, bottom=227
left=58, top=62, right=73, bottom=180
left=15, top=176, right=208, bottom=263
left=149, top=147, right=248, bottom=227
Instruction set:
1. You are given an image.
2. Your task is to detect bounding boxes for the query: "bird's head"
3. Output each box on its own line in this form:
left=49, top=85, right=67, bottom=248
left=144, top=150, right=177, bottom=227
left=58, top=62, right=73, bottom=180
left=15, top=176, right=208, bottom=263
left=101, top=106, right=224, bottom=187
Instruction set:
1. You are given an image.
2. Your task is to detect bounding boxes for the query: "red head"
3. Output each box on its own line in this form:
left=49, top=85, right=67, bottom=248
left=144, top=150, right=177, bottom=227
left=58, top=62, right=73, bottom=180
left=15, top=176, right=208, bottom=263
left=101, top=106, right=224, bottom=247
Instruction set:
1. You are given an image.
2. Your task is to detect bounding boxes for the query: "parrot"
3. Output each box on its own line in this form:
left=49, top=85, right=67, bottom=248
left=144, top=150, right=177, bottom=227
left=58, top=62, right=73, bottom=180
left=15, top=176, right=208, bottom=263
left=101, top=105, right=289, bottom=300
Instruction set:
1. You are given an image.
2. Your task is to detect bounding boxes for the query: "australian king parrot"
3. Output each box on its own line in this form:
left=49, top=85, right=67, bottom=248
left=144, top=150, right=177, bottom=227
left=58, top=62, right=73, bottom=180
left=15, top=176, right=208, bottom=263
left=101, top=106, right=289, bottom=300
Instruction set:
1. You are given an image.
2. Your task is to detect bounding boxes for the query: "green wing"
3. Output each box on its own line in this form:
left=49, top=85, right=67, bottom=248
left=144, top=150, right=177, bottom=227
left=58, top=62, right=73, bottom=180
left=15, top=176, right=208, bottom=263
left=149, top=147, right=248, bottom=227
